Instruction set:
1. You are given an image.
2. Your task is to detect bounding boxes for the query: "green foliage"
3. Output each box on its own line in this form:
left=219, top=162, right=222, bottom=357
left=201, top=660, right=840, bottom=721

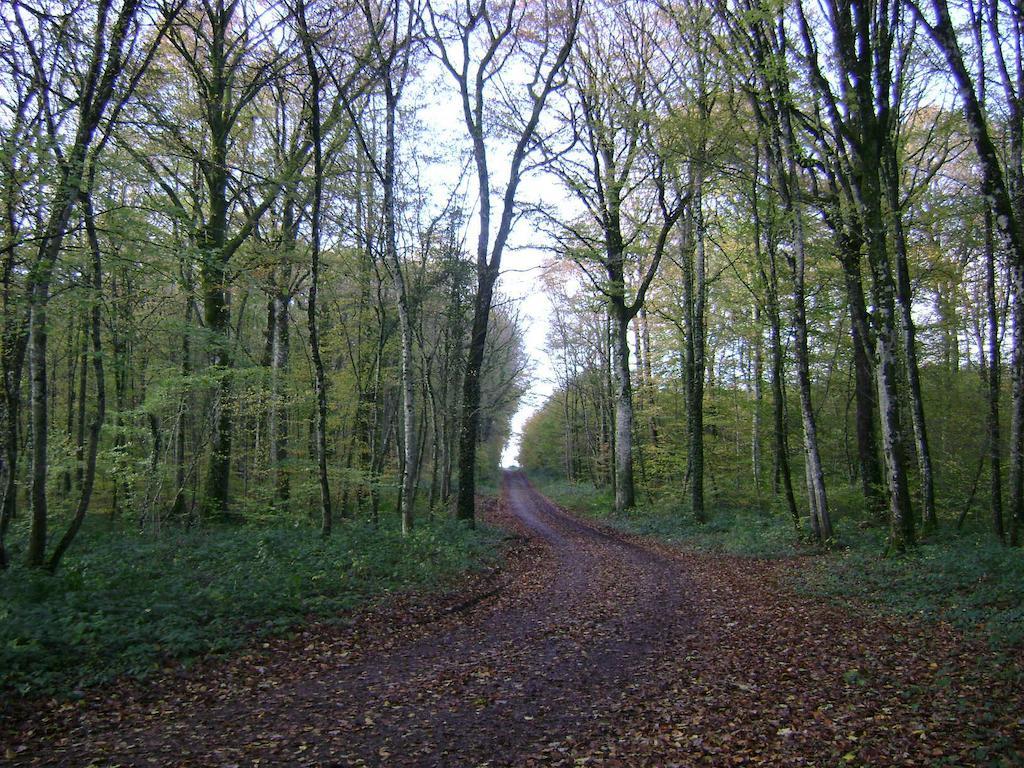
left=539, top=478, right=802, bottom=558
left=799, top=526, right=1024, bottom=648
left=0, top=517, right=502, bottom=697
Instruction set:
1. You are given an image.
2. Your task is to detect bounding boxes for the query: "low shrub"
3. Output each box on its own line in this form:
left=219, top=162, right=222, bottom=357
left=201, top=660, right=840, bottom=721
left=0, top=516, right=501, bottom=697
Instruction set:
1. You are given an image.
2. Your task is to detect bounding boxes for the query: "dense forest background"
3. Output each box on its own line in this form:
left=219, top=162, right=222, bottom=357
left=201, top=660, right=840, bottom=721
left=516, top=0, right=1024, bottom=554
left=2, top=0, right=1024, bottom=755
left=0, top=0, right=1022, bottom=664
left=0, top=0, right=554, bottom=575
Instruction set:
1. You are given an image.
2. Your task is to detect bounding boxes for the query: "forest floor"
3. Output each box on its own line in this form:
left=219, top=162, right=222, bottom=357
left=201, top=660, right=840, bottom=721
left=2, top=470, right=1022, bottom=767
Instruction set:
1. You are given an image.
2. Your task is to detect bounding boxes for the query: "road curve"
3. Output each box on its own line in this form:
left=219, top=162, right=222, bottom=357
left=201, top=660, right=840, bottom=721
left=4, top=471, right=695, bottom=767
left=5, top=471, right=1021, bottom=766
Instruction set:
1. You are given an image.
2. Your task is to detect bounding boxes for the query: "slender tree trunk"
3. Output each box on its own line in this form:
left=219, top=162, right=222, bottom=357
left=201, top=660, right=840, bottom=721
left=0, top=333, right=23, bottom=567
left=46, top=190, right=107, bottom=571
left=171, top=260, right=193, bottom=519
left=640, top=307, right=658, bottom=446
left=611, top=301, right=635, bottom=513
left=690, top=188, right=706, bottom=522
left=75, top=339, right=88, bottom=490
left=270, top=285, right=290, bottom=509
left=681, top=273, right=695, bottom=496
left=788, top=225, right=831, bottom=541
left=456, top=275, right=496, bottom=526
left=860, top=146, right=916, bottom=551
left=62, top=328, right=78, bottom=495
left=0, top=378, right=14, bottom=568
left=679, top=185, right=706, bottom=523
left=983, top=205, right=1004, bottom=538
left=383, top=81, right=416, bottom=535
left=752, top=303, right=764, bottom=504
left=883, top=143, right=938, bottom=531
left=1009, top=284, right=1024, bottom=544
left=26, top=291, right=49, bottom=566
left=776, top=110, right=832, bottom=541
left=752, top=158, right=798, bottom=526
left=837, top=233, right=885, bottom=517
left=297, top=0, right=333, bottom=537
left=26, top=188, right=79, bottom=565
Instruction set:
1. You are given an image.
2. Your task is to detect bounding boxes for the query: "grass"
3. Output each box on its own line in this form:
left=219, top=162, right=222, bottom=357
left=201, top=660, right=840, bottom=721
left=799, top=525, right=1024, bottom=648
left=537, top=477, right=803, bottom=558
left=0, top=515, right=502, bottom=697
left=536, top=477, right=1024, bottom=648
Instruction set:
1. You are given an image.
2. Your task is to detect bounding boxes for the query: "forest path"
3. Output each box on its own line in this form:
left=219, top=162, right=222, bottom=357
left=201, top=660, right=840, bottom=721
left=3, top=471, right=1022, bottom=766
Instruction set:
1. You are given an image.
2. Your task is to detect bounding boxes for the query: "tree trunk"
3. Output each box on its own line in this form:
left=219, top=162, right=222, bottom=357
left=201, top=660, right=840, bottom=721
left=983, top=205, right=1004, bottom=538
left=883, top=140, right=938, bottom=531
left=611, top=301, right=635, bottom=513
left=383, top=79, right=416, bottom=536
left=859, top=138, right=916, bottom=551
left=270, top=286, right=290, bottom=509
left=777, top=106, right=832, bottom=541
left=26, top=292, right=49, bottom=566
left=297, top=0, right=333, bottom=537
left=456, top=275, right=496, bottom=526
left=62, top=328, right=79, bottom=495
left=836, top=230, right=884, bottom=517
left=198, top=148, right=234, bottom=518
left=690, top=188, right=707, bottom=523
left=752, top=303, right=764, bottom=501
left=788, top=223, right=831, bottom=541
left=171, top=259, right=193, bottom=519
left=46, top=190, right=107, bottom=572
left=752, top=156, right=799, bottom=526
left=75, top=340, right=88, bottom=490
left=22, top=0, right=143, bottom=564
left=1009, top=284, right=1024, bottom=544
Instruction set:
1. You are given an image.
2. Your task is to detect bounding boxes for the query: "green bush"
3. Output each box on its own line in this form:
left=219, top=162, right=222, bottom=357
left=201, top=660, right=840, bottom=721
left=798, top=526, right=1024, bottom=647
left=539, top=478, right=801, bottom=558
left=0, top=517, right=501, bottom=697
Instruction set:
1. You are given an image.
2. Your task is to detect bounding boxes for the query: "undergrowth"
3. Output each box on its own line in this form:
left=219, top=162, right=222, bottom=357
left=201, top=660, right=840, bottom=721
left=0, top=516, right=501, bottom=697
left=537, top=477, right=1024, bottom=648
left=537, top=477, right=802, bottom=558
left=800, top=526, right=1024, bottom=648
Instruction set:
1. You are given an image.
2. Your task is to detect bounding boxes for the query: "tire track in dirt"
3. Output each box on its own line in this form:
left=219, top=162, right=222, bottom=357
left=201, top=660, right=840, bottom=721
left=3, top=471, right=695, bottom=766
left=6, top=471, right=1021, bottom=766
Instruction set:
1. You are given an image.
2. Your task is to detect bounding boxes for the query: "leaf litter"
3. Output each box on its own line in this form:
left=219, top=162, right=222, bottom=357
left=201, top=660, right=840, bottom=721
left=1, top=473, right=1021, bottom=766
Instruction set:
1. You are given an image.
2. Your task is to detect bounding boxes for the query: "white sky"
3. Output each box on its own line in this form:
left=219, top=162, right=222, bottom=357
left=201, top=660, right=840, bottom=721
left=409, top=66, right=560, bottom=469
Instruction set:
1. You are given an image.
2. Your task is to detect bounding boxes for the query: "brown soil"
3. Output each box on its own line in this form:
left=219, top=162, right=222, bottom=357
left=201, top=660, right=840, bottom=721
left=2, top=471, right=1022, bottom=766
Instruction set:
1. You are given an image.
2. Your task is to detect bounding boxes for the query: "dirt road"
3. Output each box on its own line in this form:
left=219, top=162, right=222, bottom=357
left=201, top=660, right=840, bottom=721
left=3, top=471, right=1021, bottom=766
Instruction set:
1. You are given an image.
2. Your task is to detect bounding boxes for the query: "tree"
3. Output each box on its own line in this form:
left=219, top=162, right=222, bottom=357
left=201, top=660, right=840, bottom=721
left=294, top=0, right=334, bottom=536
left=720, top=0, right=834, bottom=542
left=350, top=0, right=420, bottom=534
left=907, top=0, right=1024, bottom=544
left=540, top=0, right=690, bottom=514
left=7, top=0, right=171, bottom=567
left=428, top=0, right=581, bottom=525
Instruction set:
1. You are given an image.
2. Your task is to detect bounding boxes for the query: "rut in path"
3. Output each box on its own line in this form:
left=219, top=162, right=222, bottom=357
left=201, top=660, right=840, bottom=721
left=3, top=471, right=696, bottom=766
left=4, top=471, right=1022, bottom=767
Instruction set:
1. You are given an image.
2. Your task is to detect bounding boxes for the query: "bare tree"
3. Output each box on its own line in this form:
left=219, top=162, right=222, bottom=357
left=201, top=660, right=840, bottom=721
left=427, top=0, right=581, bottom=525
